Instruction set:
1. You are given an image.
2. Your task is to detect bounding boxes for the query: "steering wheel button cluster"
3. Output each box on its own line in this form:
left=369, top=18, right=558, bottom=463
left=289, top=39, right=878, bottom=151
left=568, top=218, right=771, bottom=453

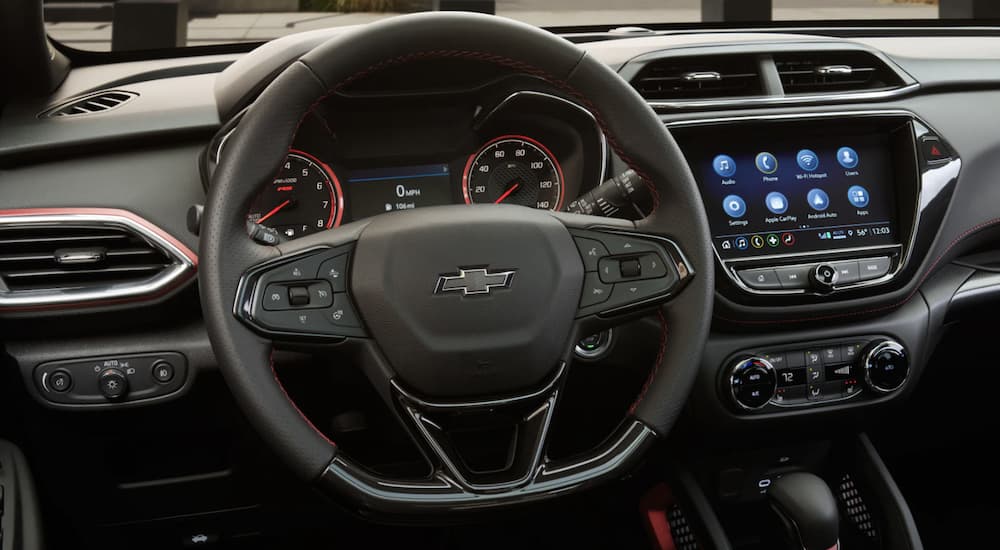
left=262, top=283, right=291, bottom=310
left=570, top=230, right=687, bottom=317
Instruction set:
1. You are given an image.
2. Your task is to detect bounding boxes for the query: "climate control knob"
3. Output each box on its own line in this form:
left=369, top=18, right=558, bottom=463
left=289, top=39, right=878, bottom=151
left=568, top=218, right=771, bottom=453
left=727, top=357, right=777, bottom=411
left=861, top=340, right=909, bottom=394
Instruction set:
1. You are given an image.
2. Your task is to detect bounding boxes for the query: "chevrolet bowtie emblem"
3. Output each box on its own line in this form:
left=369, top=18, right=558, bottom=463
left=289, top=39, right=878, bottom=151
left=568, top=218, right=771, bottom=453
left=435, top=268, right=516, bottom=296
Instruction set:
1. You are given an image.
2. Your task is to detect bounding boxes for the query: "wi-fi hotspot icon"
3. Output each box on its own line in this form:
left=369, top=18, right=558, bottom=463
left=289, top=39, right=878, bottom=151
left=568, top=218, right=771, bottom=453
left=797, top=149, right=819, bottom=171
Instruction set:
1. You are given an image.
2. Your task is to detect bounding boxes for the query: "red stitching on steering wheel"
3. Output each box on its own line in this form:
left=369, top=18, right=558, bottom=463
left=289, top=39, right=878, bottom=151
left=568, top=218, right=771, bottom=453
left=266, top=48, right=670, bottom=443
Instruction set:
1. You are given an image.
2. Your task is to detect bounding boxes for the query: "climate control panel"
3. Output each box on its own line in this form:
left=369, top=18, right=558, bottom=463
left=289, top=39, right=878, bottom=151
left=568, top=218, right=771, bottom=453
left=722, top=337, right=909, bottom=413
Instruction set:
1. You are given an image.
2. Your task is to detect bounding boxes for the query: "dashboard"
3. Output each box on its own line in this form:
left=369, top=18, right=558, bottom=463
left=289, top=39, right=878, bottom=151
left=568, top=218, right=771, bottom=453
left=5, top=22, right=1000, bottom=543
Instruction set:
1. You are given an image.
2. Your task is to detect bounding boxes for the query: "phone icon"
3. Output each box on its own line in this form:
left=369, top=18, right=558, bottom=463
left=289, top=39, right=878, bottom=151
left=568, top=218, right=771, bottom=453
left=755, top=152, right=778, bottom=175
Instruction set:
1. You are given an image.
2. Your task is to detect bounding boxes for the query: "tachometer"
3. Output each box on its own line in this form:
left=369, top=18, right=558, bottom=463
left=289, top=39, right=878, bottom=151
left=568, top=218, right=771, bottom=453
left=247, top=150, right=343, bottom=240
left=462, top=135, right=564, bottom=210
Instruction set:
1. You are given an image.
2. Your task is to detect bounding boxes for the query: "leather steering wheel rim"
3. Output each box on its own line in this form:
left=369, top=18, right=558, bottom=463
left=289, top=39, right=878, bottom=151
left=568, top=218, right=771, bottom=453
left=200, top=11, right=714, bottom=513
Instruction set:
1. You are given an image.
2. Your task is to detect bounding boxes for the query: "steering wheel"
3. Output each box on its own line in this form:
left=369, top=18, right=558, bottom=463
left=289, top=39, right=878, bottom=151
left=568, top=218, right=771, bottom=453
left=201, top=12, right=713, bottom=514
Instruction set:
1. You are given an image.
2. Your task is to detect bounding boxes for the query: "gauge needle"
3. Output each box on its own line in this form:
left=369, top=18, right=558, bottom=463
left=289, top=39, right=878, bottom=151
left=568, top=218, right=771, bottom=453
left=494, top=182, right=521, bottom=204
left=257, top=199, right=291, bottom=224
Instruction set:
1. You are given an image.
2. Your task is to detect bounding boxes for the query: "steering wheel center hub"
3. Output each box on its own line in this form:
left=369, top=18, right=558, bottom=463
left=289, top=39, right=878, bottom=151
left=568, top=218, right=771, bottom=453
left=351, top=205, right=584, bottom=398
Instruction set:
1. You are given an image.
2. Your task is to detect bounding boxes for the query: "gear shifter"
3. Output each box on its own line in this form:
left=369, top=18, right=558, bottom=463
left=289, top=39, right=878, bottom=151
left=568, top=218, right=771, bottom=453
left=767, top=472, right=840, bottom=550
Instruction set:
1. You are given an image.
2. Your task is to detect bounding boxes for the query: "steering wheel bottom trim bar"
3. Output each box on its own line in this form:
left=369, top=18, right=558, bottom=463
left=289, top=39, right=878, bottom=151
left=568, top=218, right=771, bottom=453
left=320, top=419, right=657, bottom=514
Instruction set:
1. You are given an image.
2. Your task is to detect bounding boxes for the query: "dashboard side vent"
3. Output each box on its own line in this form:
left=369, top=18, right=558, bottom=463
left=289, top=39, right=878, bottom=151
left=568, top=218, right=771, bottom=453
left=40, top=90, right=138, bottom=118
left=774, top=51, right=906, bottom=95
left=0, top=210, right=196, bottom=312
left=630, top=55, right=763, bottom=101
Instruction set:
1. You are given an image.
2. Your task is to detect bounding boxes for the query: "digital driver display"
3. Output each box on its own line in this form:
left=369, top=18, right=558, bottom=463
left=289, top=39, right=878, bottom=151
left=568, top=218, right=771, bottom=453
left=691, top=133, right=898, bottom=260
left=343, top=163, right=452, bottom=220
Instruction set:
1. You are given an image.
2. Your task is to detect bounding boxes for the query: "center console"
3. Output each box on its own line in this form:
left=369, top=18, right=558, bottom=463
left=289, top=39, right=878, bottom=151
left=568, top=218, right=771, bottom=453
left=671, top=111, right=959, bottom=300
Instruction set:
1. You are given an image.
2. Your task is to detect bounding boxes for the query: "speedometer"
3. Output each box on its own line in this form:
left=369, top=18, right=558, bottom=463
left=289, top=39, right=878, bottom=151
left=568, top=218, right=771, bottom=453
left=247, top=150, right=343, bottom=240
left=462, top=135, right=564, bottom=210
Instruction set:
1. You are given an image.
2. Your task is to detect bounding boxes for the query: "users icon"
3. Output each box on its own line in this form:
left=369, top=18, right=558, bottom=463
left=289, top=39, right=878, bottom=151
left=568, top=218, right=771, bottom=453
left=837, top=147, right=859, bottom=169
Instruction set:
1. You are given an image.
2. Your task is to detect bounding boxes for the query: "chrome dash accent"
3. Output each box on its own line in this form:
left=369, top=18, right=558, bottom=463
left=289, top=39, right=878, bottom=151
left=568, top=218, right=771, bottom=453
left=0, top=211, right=197, bottom=311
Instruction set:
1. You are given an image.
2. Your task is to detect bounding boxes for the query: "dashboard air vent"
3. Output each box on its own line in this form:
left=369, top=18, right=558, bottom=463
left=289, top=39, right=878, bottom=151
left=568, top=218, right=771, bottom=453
left=774, top=51, right=905, bottom=95
left=0, top=210, right=197, bottom=312
left=630, top=55, right=763, bottom=101
left=0, top=225, right=171, bottom=292
left=41, top=90, right=138, bottom=118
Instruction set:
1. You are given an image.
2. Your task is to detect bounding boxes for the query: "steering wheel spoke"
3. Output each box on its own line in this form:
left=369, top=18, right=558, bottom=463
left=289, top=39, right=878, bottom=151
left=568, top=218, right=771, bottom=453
left=234, top=233, right=368, bottom=340
left=565, top=224, right=695, bottom=322
left=390, top=363, right=565, bottom=491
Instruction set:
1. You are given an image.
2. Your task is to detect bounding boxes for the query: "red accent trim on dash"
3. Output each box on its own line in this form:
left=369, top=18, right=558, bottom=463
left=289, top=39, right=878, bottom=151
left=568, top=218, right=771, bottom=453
left=0, top=207, right=198, bottom=312
left=461, top=134, right=567, bottom=211
left=640, top=483, right=678, bottom=550
left=288, top=149, right=344, bottom=230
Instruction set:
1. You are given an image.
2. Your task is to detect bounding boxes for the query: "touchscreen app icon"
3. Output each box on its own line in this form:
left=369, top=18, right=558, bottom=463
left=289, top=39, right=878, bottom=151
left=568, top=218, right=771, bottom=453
left=847, top=185, right=870, bottom=208
left=723, top=194, right=747, bottom=218
left=796, top=149, right=819, bottom=171
left=755, top=152, right=778, bottom=174
left=765, top=191, right=789, bottom=214
left=807, top=188, right=830, bottom=211
left=837, top=146, right=859, bottom=169
left=713, top=154, right=736, bottom=177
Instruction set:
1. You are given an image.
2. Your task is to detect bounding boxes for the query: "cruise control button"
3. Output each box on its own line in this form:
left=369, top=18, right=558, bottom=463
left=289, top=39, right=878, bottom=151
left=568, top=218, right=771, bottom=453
left=308, top=281, right=334, bottom=308
left=267, top=254, right=327, bottom=282
left=580, top=273, right=613, bottom=308
left=737, top=268, right=781, bottom=290
left=255, top=309, right=329, bottom=334
left=832, top=261, right=860, bottom=284
left=262, top=283, right=291, bottom=311
left=637, top=253, right=668, bottom=279
left=325, top=294, right=361, bottom=328
left=318, top=254, right=350, bottom=292
left=776, top=265, right=810, bottom=289
left=858, top=257, right=891, bottom=281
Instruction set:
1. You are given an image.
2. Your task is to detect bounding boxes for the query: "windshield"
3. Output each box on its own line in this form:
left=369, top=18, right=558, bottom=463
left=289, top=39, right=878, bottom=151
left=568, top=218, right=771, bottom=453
left=44, top=0, right=954, bottom=53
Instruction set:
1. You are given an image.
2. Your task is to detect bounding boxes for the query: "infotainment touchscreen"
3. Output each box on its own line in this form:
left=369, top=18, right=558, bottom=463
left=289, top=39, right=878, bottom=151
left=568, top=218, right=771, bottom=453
left=686, top=132, right=898, bottom=260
